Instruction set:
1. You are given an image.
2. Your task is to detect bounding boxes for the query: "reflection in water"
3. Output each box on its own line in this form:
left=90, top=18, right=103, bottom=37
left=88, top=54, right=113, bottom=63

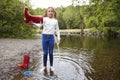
left=20, top=35, right=120, bottom=80
left=60, top=35, right=120, bottom=80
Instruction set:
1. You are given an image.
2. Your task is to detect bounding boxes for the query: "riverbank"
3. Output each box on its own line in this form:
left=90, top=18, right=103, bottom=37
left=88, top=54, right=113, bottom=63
left=37, top=29, right=104, bottom=37
left=37, top=28, right=120, bottom=38
left=60, top=29, right=120, bottom=38
left=0, top=37, right=42, bottom=80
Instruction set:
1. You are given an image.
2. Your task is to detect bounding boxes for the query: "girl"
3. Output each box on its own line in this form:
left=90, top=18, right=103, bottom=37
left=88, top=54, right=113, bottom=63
left=28, top=7, right=60, bottom=72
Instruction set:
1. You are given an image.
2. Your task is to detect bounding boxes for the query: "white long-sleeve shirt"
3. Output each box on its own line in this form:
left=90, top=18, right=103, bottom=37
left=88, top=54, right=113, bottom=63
left=33, top=17, right=60, bottom=40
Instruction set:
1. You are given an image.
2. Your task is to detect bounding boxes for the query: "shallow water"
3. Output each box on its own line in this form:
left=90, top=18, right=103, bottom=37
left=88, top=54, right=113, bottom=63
left=16, top=35, right=120, bottom=80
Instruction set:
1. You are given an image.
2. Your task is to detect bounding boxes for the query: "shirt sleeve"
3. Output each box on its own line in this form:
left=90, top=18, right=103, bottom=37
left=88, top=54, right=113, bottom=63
left=56, top=20, right=61, bottom=40
left=33, top=23, right=43, bottom=28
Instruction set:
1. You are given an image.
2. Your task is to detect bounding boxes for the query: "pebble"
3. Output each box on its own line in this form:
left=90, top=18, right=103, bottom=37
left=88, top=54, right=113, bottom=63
left=0, top=38, right=42, bottom=80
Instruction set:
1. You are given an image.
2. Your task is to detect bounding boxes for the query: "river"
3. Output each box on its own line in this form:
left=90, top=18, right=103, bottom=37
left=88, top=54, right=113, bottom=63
left=15, top=35, right=120, bottom=80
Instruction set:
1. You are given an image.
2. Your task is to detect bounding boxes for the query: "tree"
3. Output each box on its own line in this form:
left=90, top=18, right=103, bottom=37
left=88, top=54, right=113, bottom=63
left=72, top=0, right=88, bottom=34
left=0, top=0, right=36, bottom=38
left=89, top=0, right=120, bottom=32
left=56, top=7, right=67, bottom=29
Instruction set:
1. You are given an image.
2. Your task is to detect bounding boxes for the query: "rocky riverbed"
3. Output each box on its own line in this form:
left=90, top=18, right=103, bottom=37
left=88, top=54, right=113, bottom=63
left=0, top=37, right=42, bottom=80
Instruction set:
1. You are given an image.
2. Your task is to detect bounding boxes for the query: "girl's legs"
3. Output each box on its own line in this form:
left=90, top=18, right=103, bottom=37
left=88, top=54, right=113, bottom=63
left=48, top=35, right=54, bottom=71
left=42, top=35, right=49, bottom=67
left=42, top=34, right=54, bottom=71
left=48, top=36, right=54, bottom=66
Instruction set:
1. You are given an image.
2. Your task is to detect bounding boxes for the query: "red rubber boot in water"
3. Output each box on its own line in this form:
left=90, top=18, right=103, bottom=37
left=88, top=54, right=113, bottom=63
left=17, top=55, right=30, bottom=69
left=24, top=6, right=43, bottom=23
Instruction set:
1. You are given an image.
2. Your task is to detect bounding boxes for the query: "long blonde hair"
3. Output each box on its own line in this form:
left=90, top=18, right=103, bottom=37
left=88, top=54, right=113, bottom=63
left=44, top=7, right=56, bottom=18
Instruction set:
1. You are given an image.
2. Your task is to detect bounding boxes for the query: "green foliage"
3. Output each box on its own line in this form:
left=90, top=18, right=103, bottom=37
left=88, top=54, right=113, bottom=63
left=86, top=0, right=120, bottom=33
left=55, top=7, right=66, bottom=29
left=62, top=6, right=82, bottom=29
left=0, top=0, right=120, bottom=38
left=0, top=0, right=36, bottom=38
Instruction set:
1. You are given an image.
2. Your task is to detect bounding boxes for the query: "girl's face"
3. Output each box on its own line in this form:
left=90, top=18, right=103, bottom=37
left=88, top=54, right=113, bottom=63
left=47, top=8, right=54, bottom=18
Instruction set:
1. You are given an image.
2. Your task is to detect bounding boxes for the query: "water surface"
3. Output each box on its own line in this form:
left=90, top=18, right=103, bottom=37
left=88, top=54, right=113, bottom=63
left=20, top=35, right=120, bottom=80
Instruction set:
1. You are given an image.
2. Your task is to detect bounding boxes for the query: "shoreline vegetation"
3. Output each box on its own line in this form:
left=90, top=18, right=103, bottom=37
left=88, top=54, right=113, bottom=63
left=1, top=1, right=120, bottom=39
left=1, top=0, right=120, bottom=39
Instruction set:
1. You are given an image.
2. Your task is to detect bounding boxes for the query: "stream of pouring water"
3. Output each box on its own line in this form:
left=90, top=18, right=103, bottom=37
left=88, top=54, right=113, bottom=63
left=57, top=44, right=61, bottom=60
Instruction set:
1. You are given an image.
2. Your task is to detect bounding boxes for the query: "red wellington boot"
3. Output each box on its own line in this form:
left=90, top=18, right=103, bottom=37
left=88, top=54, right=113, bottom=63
left=17, top=55, right=30, bottom=69
left=24, top=6, right=43, bottom=23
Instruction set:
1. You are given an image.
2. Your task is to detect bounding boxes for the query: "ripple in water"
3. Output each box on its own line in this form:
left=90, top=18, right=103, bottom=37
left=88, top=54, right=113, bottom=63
left=23, top=47, right=94, bottom=80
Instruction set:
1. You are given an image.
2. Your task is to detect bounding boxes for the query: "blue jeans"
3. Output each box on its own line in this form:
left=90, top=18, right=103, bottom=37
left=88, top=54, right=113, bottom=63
left=42, top=34, right=54, bottom=67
